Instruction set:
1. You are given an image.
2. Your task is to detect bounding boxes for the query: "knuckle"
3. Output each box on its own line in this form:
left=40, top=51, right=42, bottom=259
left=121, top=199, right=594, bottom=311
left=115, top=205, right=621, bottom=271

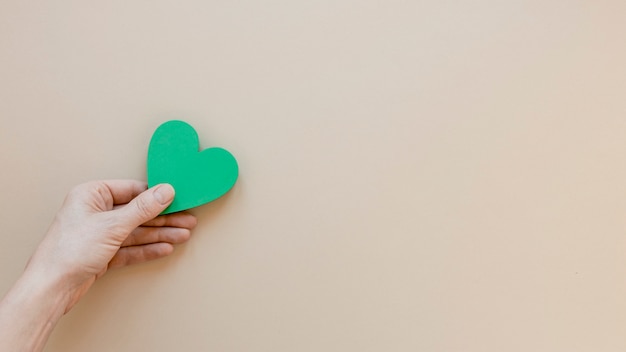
left=67, top=183, right=87, bottom=199
left=67, top=181, right=99, bottom=199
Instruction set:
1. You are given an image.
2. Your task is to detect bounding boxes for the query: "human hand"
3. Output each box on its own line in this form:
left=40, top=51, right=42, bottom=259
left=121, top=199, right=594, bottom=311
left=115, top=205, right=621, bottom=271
left=25, top=180, right=197, bottom=313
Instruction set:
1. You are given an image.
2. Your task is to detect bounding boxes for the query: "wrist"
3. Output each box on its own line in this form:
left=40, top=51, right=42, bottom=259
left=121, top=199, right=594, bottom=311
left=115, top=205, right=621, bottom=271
left=22, top=256, right=82, bottom=313
left=0, top=267, right=71, bottom=352
left=19, top=265, right=72, bottom=319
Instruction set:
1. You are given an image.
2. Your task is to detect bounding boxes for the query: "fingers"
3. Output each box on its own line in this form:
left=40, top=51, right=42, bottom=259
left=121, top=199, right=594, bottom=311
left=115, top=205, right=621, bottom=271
left=121, top=226, right=191, bottom=247
left=100, top=180, right=149, bottom=205
left=114, top=184, right=175, bottom=230
left=108, top=243, right=175, bottom=269
left=64, top=180, right=149, bottom=213
left=110, top=213, right=194, bottom=269
left=142, top=212, right=198, bottom=228
left=75, top=180, right=148, bottom=205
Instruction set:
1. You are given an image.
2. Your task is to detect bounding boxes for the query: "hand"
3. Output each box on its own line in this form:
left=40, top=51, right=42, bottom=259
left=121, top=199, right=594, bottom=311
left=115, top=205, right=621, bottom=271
left=0, top=180, right=196, bottom=351
left=26, top=180, right=197, bottom=312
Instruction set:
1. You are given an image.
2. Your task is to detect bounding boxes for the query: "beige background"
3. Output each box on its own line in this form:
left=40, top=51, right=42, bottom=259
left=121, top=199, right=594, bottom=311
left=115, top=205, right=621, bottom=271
left=1, top=1, right=626, bottom=351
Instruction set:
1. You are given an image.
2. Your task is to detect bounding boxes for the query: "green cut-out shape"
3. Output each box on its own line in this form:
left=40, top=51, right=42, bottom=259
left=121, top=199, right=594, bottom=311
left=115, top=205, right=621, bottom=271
left=147, top=120, right=238, bottom=214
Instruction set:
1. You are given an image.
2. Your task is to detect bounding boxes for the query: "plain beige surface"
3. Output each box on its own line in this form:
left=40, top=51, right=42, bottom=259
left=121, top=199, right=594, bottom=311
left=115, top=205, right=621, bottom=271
left=1, top=1, right=626, bottom=351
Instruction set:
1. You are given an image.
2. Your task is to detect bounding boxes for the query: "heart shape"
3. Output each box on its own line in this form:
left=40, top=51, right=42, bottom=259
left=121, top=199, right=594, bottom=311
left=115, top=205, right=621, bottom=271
left=147, top=120, right=238, bottom=214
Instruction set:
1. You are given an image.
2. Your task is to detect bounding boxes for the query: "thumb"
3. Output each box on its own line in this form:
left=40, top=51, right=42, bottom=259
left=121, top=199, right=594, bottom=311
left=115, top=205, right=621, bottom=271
left=116, top=184, right=175, bottom=229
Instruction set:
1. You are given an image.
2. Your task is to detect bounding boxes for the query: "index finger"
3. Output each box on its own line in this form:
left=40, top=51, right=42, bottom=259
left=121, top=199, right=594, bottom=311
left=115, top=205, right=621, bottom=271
left=90, top=179, right=149, bottom=206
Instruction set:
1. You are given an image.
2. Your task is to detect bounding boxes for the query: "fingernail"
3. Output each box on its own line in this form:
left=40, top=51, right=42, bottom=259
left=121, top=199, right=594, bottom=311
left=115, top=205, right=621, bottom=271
left=154, top=184, right=175, bottom=205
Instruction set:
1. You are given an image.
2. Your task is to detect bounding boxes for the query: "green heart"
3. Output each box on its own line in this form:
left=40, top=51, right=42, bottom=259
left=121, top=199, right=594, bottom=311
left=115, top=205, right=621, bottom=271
left=147, top=120, right=238, bottom=214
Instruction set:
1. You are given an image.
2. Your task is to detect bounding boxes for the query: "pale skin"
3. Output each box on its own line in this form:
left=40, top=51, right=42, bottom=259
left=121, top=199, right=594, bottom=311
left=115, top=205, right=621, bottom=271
left=0, top=180, right=197, bottom=352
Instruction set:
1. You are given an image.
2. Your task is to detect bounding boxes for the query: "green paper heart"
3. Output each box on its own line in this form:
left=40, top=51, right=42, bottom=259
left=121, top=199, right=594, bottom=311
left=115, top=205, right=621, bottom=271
left=147, top=120, right=238, bottom=214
